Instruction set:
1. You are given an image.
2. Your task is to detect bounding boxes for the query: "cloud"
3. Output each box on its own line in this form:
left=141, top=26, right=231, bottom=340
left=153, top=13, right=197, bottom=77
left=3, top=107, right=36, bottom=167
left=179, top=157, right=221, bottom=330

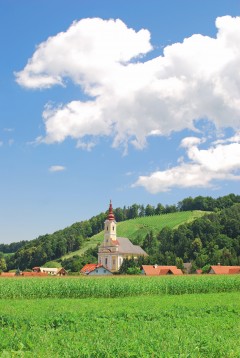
left=49, top=165, right=66, bottom=172
left=15, top=16, right=240, bottom=149
left=0, top=141, right=3, bottom=146
left=3, top=128, right=14, bottom=132
left=133, top=134, right=240, bottom=193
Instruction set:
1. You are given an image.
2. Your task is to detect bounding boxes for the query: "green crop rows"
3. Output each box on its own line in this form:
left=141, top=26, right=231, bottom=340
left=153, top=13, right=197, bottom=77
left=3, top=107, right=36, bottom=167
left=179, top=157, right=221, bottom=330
left=0, top=274, right=240, bottom=299
left=1, top=276, right=239, bottom=356
left=0, top=292, right=240, bottom=357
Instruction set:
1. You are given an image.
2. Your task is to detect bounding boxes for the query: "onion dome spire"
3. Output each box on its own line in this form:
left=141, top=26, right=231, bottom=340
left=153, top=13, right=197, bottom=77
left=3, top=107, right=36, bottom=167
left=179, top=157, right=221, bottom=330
left=108, top=200, right=115, bottom=221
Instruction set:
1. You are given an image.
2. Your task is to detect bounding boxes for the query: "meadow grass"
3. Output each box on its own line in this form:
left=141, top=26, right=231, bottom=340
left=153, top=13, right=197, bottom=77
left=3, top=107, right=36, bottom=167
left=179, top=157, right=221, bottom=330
left=0, top=292, right=239, bottom=357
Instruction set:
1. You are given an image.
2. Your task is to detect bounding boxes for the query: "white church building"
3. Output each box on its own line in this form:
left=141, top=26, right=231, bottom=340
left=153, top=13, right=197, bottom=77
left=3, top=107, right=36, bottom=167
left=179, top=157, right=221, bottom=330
left=98, top=201, right=148, bottom=272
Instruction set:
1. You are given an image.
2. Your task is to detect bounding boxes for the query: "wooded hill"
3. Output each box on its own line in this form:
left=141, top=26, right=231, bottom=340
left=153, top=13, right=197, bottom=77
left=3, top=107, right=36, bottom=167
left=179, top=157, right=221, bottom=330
left=1, top=193, right=240, bottom=272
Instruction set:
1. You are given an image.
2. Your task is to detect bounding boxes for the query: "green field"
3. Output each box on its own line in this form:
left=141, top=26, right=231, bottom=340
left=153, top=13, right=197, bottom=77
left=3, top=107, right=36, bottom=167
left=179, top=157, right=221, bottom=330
left=0, top=291, right=239, bottom=357
left=0, top=274, right=240, bottom=299
left=62, top=210, right=206, bottom=259
left=0, top=275, right=240, bottom=357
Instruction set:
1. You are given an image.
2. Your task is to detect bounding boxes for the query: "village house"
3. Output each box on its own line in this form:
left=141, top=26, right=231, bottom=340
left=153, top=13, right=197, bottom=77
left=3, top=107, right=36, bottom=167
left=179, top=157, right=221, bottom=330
left=209, top=265, right=240, bottom=274
left=80, top=263, right=112, bottom=276
left=98, top=201, right=148, bottom=272
left=142, top=264, right=183, bottom=276
left=32, top=267, right=67, bottom=275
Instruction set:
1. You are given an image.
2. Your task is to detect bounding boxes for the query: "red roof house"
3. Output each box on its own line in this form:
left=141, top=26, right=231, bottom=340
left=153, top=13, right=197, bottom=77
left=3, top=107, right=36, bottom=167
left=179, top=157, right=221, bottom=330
left=0, top=272, right=16, bottom=277
left=209, top=265, right=240, bottom=274
left=80, top=263, right=112, bottom=276
left=142, top=265, right=183, bottom=276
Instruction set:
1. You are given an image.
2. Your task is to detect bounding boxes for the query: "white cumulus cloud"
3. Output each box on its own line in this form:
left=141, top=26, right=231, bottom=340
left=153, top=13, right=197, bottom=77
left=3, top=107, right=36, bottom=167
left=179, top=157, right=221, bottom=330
left=49, top=165, right=66, bottom=172
left=15, top=16, right=240, bottom=149
left=133, top=134, right=240, bottom=193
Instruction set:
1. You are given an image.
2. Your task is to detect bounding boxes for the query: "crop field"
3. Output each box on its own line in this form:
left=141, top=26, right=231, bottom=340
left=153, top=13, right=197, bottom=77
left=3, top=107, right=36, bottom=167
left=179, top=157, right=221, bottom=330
left=0, top=274, right=240, bottom=299
left=1, top=275, right=239, bottom=357
left=0, top=291, right=240, bottom=357
left=63, top=210, right=206, bottom=259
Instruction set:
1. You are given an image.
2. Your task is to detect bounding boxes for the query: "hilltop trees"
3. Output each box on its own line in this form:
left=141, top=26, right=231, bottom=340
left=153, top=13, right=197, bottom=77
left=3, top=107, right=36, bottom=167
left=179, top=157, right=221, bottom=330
left=2, top=193, right=240, bottom=271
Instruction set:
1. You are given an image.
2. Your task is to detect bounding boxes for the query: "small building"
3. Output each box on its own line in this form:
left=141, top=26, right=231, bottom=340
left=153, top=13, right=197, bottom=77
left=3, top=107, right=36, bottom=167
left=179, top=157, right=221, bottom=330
left=142, top=264, right=183, bottom=276
left=22, top=271, right=48, bottom=277
left=209, top=265, right=240, bottom=274
left=80, top=263, right=113, bottom=276
left=0, top=272, right=15, bottom=277
left=32, top=267, right=67, bottom=275
left=98, top=201, right=148, bottom=272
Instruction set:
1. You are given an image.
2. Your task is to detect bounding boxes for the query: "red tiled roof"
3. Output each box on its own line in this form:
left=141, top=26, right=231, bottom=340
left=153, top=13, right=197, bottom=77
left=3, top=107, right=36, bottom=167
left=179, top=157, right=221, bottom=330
left=0, top=272, right=15, bottom=277
left=159, top=268, right=173, bottom=275
left=210, top=265, right=240, bottom=274
left=229, top=268, right=240, bottom=274
left=142, top=265, right=183, bottom=275
left=80, top=263, right=103, bottom=274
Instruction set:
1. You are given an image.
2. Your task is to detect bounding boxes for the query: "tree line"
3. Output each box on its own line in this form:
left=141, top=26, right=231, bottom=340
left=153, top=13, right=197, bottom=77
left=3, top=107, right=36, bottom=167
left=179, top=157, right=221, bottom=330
left=62, top=202, right=240, bottom=274
left=0, top=193, right=239, bottom=271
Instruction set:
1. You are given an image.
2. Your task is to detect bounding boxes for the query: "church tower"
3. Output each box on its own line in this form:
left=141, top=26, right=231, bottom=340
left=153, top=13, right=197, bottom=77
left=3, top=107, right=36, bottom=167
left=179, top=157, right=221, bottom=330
left=103, top=200, right=116, bottom=246
left=98, top=201, right=148, bottom=272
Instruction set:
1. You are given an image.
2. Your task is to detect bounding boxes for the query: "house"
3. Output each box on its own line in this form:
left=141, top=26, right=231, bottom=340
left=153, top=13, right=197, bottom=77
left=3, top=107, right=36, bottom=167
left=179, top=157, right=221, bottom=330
left=0, top=272, right=15, bottom=277
left=22, top=271, right=48, bottom=277
left=32, top=267, right=67, bottom=275
left=142, top=264, right=183, bottom=276
left=80, top=263, right=113, bottom=276
left=98, top=201, right=148, bottom=272
left=209, top=265, right=240, bottom=274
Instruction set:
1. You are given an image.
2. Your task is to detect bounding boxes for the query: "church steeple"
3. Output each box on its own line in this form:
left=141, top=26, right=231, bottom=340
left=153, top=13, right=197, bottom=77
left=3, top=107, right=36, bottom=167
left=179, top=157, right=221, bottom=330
left=108, top=200, right=115, bottom=221
left=104, top=200, right=117, bottom=244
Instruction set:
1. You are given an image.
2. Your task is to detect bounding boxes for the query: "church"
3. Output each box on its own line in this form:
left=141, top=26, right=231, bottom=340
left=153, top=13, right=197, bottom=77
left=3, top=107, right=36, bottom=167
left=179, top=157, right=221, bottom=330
left=98, top=201, right=148, bottom=272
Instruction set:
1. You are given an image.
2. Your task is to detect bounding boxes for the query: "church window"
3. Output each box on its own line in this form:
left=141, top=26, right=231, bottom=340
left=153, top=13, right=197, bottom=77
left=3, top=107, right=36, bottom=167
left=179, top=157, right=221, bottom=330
left=113, top=226, right=114, bottom=231
left=105, top=258, right=108, bottom=265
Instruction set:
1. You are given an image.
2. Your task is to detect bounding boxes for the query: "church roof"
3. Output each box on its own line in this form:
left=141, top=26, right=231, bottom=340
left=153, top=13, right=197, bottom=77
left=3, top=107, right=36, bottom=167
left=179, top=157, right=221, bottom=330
left=107, top=200, right=115, bottom=221
left=116, top=237, right=148, bottom=256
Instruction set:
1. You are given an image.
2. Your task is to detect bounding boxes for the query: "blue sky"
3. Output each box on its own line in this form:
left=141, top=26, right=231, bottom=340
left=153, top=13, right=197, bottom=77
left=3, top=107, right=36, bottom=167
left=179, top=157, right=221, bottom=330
left=0, top=0, right=240, bottom=244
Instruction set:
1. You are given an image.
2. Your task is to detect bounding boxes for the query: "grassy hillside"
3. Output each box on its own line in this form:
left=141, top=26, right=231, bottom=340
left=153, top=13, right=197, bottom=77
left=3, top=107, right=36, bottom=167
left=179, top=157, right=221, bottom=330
left=62, top=210, right=206, bottom=259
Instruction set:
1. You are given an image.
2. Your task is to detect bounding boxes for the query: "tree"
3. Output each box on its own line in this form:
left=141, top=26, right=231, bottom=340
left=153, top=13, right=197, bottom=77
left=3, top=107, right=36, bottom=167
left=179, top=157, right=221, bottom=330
left=191, top=238, right=203, bottom=258
left=155, top=203, right=165, bottom=215
left=175, top=257, right=184, bottom=270
left=145, top=204, right=155, bottom=216
left=0, top=253, right=7, bottom=272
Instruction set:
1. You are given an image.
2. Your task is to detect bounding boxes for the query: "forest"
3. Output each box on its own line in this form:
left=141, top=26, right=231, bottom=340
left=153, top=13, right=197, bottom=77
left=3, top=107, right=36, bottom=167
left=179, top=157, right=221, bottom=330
left=0, top=193, right=240, bottom=272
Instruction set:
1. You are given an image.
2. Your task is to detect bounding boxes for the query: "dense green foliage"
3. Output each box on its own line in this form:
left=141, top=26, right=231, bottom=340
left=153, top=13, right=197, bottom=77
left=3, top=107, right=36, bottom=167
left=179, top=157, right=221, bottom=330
left=178, top=193, right=240, bottom=211
left=141, top=203, right=240, bottom=271
left=0, top=292, right=240, bottom=356
left=0, top=275, right=240, bottom=299
left=2, top=193, right=240, bottom=271
left=62, top=210, right=204, bottom=265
